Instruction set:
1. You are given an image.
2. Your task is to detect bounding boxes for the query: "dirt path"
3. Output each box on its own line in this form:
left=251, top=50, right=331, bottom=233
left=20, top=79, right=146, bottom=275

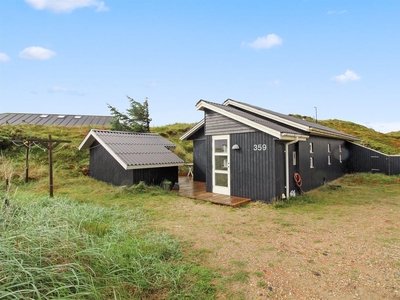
left=151, top=186, right=400, bottom=299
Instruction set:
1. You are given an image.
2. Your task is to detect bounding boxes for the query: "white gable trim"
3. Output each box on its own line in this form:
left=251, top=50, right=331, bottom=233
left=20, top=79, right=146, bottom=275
left=223, top=99, right=310, bottom=132
left=196, top=100, right=309, bottom=141
left=180, top=119, right=204, bottom=140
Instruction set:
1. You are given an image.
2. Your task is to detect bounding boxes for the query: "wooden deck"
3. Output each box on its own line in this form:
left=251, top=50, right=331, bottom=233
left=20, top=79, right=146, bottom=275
left=177, top=177, right=251, bottom=207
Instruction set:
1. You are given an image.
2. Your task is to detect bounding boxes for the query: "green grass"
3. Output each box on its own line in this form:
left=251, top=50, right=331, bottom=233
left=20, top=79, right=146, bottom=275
left=0, top=195, right=215, bottom=299
left=272, top=173, right=400, bottom=211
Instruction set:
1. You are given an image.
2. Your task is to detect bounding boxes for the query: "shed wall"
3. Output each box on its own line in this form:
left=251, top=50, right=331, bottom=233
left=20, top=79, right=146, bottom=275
left=90, top=141, right=133, bottom=186
left=89, top=142, right=179, bottom=186
left=132, top=167, right=179, bottom=186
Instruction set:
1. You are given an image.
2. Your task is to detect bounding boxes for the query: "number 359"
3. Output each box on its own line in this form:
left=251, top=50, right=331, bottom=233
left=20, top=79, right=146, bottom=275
left=253, top=144, right=267, bottom=151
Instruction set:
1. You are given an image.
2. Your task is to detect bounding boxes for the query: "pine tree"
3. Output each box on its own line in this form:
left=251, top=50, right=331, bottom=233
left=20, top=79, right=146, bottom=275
left=107, top=96, right=152, bottom=132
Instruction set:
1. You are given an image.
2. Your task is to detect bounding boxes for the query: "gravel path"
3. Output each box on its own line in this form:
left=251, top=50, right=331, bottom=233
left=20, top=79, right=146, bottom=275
left=152, top=182, right=400, bottom=299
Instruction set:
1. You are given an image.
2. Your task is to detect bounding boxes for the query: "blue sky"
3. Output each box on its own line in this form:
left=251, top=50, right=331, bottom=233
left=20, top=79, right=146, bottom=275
left=0, top=0, right=399, bottom=133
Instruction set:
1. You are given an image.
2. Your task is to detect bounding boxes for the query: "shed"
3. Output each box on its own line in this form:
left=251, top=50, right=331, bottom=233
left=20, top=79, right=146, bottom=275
left=181, top=99, right=361, bottom=203
left=79, top=129, right=184, bottom=187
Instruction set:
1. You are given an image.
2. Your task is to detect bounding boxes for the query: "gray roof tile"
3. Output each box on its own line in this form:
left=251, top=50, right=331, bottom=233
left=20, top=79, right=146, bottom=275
left=79, top=129, right=184, bottom=169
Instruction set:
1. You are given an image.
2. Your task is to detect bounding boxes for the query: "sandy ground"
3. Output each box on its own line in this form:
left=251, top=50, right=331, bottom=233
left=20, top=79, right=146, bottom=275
left=151, top=185, right=400, bottom=299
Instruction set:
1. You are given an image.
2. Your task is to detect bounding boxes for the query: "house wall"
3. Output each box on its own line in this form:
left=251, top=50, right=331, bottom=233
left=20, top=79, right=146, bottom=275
left=193, top=139, right=206, bottom=181
left=345, top=142, right=400, bottom=175
left=90, top=141, right=134, bottom=186
left=229, top=132, right=277, bottom=202
left=297, top=137, right=347, bottom=192
left=205, top=110, right=257, bottom=135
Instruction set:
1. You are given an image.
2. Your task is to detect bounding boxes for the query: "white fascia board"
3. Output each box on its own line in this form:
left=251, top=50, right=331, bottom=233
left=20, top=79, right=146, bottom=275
left=223, top=99, right=310, bottom=132
left=197, top=100, right=283, bottom=139
left=78, top=129, right=96, bottom=150
left=280, top=133, right=309, bottom=141
left=90, top=131, right=129, bottom=170
left=309, top=128, right=360, bottom=141
left=126, top=162, right=185, bottom=170
left=180, top=119, right=204, bottom=140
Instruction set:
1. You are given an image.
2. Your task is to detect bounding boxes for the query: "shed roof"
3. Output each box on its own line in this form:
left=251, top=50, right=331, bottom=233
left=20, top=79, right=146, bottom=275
left=0, top=113, right=113, bottom=127
left=79, top=129, right=184, bottom=170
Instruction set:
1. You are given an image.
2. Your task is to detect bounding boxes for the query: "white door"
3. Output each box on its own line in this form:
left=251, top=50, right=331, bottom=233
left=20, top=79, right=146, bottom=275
left=212, top=135, right=230, bottom=195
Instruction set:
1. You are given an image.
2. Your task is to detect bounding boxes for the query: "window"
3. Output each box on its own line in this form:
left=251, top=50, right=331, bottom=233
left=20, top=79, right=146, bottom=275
left=328, top=155, right=332, bottom=165
left=39, top=114, right=48, bottom=118
left=339, top=155, right=342, bottom=163
left=327, top=143, right=331, bottom=153
left=293, top=151, right=297, bottom=166
left=339, top=145, right=342, bottom=152
left=310, top=157, right=315, bottom=168
left=57, top=115, right=65, bottom=118
left=74, top=116, right=82, bottom=119
left=309, top=142, right=314, bottom=153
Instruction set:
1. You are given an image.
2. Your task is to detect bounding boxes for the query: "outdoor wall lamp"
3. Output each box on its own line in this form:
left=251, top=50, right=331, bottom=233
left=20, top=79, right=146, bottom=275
left=232, top=144, right=240, bottom=150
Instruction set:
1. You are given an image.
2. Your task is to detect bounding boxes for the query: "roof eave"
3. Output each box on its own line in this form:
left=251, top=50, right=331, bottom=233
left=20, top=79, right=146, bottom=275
left=180, top=119, right=205, bottom=140
left=196, top=100, right=283, bottom=139
left=309, top=128, right=361, bottom=141
left=223, top=99, right=311, bottom=132
left=126, top=162, right=185, bottom=170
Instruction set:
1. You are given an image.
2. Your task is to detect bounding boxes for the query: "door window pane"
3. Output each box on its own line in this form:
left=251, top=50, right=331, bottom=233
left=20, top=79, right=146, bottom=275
left=215, top=173, right=228, bottom=187
left=215, top=156, right=228, bottom=170
left=215, top=140, right=228, bottom=153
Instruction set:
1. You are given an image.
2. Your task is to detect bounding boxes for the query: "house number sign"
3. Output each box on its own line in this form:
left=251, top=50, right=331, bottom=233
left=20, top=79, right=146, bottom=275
left=253, top=144, right=267, bottom=151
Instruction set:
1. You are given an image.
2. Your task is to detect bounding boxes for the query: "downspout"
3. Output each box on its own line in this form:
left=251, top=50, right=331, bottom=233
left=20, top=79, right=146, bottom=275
left=285, top=138, right=299, bottom=199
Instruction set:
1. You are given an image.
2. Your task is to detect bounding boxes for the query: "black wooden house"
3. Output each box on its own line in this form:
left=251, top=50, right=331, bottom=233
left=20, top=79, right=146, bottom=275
left=181, top=99, right=365, bottom=202
left=79, top=129, right=184, bottom=187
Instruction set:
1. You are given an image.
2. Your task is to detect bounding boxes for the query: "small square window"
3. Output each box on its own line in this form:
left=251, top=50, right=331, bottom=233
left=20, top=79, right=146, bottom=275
left=310, top=157, right=314, bottom=168
left=328, top=143, right=331, bottom=153
left=309, top=142, right=314, bottom=153
left=328, top=155, right=332, bottom=165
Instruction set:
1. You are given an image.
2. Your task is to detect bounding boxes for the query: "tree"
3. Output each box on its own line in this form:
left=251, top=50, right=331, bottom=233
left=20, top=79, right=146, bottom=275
left=107, top=96, right=152, bottom=132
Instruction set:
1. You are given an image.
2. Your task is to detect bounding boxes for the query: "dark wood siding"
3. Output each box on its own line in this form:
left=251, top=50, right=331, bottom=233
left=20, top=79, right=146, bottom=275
left=346, top=142, right=400, bottom=175
left=297, top=137, right=347, bottom=192
left=193, top=139, right=206, bottom=181
left=132, top=167, right=178, bottom=186
left=89, top=141, right=179, bottom=187
left=230, top=132, right=276, bottom=202
left=205, top=110, right=256, bottom=135
left=275, top=142, right=286, bottom=199
left=90, top=141, right=133, bottom=186
left=206, top=135, right=212, bottom=192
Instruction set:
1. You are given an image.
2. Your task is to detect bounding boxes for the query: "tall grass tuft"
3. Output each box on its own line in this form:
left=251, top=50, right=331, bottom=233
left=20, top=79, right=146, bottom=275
left=0, top=195, right=189, bottom=299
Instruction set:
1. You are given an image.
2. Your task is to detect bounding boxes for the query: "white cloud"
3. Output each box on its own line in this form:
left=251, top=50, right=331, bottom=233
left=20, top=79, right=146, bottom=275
left=19, top=46, right=56, bottom=60
left=268, top=79, right=280, bottom=86
left=25, top=0, right=109, bottom=13
left=332, top=70, right=361, bottom=83
left=327, top=10, right=347, bottom=15
left=0, top=53, right=10, bottom=61
left=245, top=34, right=283, bottom=50
left=48, top=86, right=84, bottom=96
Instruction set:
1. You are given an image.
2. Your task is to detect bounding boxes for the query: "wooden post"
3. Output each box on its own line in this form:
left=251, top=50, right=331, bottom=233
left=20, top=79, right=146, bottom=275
left=48, top=135, right=54, bottom=197
left=25, top=143, right=30, bottom=183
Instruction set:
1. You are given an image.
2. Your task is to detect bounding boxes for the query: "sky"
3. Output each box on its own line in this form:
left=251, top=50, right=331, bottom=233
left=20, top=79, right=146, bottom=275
left=0, top=0, right=399, bottom=133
